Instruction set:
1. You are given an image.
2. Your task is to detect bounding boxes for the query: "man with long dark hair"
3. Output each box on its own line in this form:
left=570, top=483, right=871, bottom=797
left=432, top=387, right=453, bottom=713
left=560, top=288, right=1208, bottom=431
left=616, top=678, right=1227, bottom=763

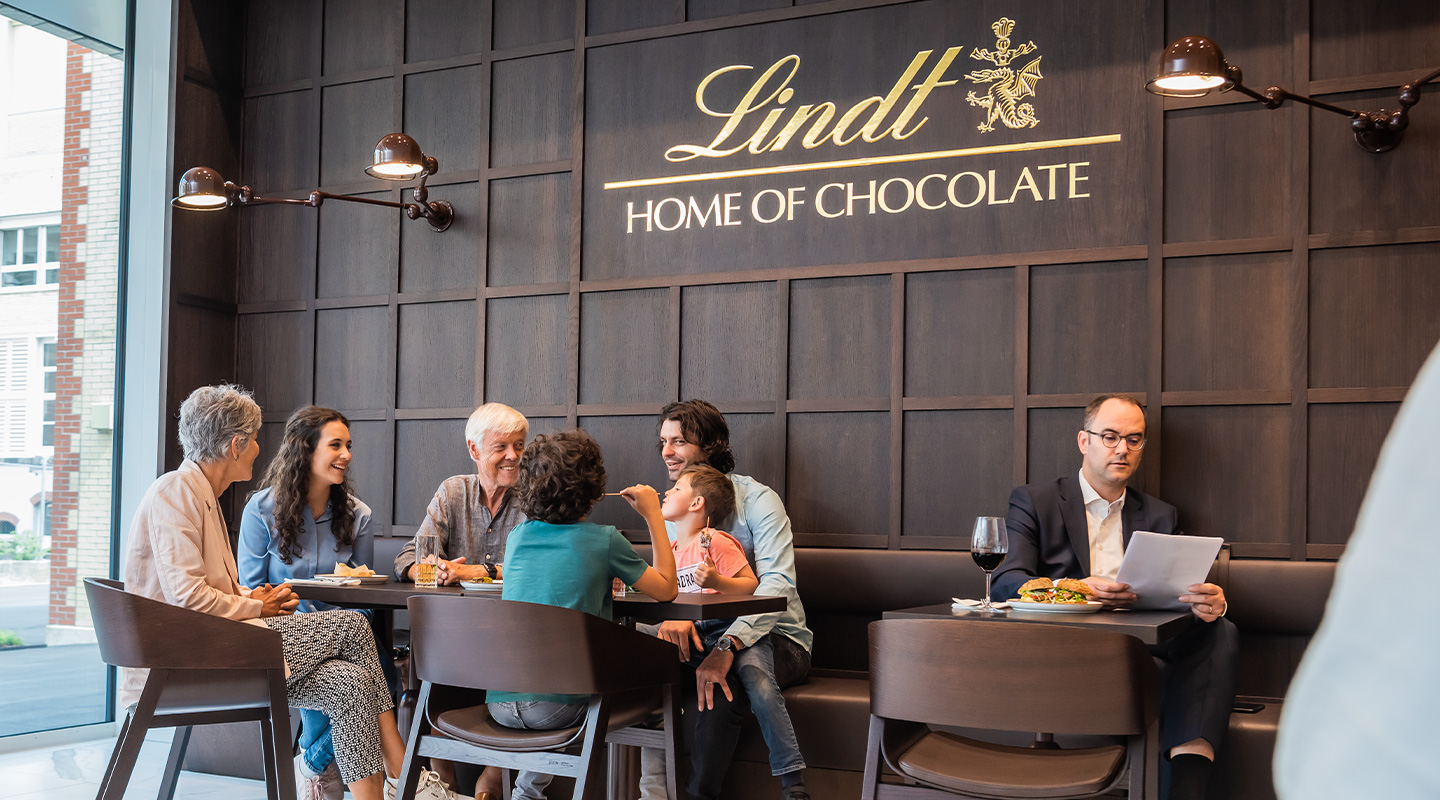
left=649, top=400, right=814, bottom=800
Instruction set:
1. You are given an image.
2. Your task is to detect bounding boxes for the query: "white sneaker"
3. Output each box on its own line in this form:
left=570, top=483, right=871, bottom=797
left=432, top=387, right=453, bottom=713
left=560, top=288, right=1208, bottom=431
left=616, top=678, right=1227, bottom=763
left=295, top=754, right=344, bottom=800
left=385, top=768, right=473, bottom=800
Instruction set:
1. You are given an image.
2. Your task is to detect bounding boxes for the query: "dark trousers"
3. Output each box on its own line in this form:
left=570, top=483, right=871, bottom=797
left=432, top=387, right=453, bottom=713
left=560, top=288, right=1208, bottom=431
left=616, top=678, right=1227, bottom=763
left=1152, top=616, right=1239, bottom=752
left=682, top=634, right=810, bottom=800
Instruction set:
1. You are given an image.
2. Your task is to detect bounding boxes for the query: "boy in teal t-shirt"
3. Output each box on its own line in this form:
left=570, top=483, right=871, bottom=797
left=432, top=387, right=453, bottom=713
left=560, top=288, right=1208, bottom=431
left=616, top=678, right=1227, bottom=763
left=488, top=429, right=678, bottom=800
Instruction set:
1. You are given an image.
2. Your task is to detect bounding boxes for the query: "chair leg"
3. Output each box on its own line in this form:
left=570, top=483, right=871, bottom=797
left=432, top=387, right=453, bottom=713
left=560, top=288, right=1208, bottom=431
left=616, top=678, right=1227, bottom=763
left=260, top=718, right=280, bottom=800
left=395, top=683, right=433, bottom=800
left=157, top=726, right=192, bottom=800
left=268, top=668, right=298, bottom=800
left=101, top=675, right=165, bottom=800
left=663, top=685, right=685, bottom=800
left=95, top=713, right=133, bottom=800
left=1136, top=718, right=1161, bottom=800
left=570, top=698, right=612, bottom=800
left=861, top=715, right=884, bottom=800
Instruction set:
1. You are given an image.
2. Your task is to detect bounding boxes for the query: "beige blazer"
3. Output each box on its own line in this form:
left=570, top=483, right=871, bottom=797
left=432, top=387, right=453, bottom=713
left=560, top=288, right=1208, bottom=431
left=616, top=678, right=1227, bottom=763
left=119, top=460, right=263, bottom=706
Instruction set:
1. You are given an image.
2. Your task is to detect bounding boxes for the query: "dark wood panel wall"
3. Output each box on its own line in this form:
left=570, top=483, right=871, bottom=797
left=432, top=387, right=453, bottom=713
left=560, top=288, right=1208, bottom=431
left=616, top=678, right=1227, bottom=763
left=162, top=0, right=1440, bottom=562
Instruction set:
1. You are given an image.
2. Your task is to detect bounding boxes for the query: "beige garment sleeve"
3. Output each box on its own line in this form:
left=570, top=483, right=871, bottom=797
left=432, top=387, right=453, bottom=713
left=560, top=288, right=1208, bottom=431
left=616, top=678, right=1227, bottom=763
left=145, top=486, right=262, bottom=620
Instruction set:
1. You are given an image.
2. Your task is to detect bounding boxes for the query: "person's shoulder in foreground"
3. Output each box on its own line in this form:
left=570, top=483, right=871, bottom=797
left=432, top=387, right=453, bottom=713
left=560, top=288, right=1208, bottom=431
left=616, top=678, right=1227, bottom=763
left=1274, top=342, right=1440, bottom=798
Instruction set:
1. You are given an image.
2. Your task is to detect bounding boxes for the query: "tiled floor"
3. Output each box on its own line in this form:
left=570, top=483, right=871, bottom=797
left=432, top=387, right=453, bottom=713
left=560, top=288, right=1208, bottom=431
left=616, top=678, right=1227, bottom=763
left=0, top=730, right=269, bottom=800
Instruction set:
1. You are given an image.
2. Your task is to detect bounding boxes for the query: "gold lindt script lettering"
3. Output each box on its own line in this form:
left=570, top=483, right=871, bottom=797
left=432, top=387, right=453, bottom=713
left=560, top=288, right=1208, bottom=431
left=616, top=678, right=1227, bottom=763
left=665, top=48, right=963, bottom=163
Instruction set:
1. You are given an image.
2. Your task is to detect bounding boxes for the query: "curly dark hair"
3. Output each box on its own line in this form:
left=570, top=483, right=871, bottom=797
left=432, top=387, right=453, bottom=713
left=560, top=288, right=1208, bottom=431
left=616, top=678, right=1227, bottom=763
left=257, top=406, right=357, bottom=564
left=657, top=399, right=736, bottom=474
left=515, top=430, right=606, bottom=524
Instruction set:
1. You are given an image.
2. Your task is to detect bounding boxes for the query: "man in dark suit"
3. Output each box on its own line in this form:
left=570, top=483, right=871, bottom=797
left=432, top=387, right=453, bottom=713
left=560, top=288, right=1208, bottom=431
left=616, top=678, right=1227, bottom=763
left=991, top=394, right=1237, bottom=800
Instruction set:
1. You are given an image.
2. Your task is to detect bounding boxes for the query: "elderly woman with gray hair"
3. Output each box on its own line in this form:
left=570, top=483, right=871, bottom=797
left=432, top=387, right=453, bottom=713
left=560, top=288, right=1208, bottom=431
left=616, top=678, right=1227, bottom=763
left=122, top=384, right=406, bottom=800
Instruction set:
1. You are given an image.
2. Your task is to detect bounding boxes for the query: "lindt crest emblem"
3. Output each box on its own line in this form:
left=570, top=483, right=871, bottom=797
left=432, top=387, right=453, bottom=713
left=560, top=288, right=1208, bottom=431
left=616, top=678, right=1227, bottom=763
left=964, top=17, right=1043, bottom=133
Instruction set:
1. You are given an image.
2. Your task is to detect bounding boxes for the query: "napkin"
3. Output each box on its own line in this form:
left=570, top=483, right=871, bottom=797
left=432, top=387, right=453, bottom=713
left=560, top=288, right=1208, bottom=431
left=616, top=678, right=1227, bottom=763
left=287, top=576, right=360, bottom=586
left=952, top=597, right=1009, bottom=609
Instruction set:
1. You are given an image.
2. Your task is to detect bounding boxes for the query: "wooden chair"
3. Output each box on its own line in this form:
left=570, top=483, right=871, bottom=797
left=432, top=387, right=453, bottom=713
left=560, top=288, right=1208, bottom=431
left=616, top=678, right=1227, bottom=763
left=84, top=578, right=295, bottom=800
left=396, top=596, right=683, bottom=800
left=863, top=618, right=1160, bottom=800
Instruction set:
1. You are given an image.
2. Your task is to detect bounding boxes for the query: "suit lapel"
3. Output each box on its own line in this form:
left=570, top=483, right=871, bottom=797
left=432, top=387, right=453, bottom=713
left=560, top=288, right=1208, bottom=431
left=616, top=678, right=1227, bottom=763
left=1121, top=488, right=1146, bottom=552
left=1058, top=476, right=1092, bottom=576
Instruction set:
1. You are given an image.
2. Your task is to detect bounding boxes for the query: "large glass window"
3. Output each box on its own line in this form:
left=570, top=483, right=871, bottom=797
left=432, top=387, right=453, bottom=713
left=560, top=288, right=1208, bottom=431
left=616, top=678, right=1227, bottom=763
left=0, top=10, right=123, bottom=738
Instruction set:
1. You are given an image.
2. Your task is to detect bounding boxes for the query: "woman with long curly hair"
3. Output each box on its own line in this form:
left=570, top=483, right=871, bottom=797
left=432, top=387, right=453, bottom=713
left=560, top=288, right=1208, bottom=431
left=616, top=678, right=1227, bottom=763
left=240, top=406, right=414, bottom=800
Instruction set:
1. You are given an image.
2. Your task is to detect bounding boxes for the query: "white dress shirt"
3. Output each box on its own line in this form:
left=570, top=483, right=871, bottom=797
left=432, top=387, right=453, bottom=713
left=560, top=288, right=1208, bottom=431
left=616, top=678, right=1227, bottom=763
left=1078, top=470, right=1125, bottom=581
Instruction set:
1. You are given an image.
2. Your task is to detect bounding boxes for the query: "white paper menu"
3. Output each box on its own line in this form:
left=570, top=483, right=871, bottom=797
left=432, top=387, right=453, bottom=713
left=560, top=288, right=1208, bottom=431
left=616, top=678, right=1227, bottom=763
left=1115, top=531, right=1224, bottom=611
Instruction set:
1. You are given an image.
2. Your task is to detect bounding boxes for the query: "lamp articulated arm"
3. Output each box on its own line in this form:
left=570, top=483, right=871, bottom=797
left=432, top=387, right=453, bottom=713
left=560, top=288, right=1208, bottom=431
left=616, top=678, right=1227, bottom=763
left=232, top=187, right=454, bottom=232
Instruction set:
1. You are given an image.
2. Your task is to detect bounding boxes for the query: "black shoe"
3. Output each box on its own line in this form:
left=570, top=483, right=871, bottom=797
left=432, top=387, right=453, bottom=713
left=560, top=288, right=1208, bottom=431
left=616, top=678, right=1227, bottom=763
left=1167, top=753, right=1213, bottom=800
left=781, top=783, right=810, bottom=800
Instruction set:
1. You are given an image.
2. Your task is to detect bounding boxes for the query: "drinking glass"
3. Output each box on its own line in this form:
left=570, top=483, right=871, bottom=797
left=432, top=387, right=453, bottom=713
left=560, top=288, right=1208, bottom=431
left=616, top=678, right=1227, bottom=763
left=415, top=532, right=440, bottom=588
left=971, top=516, right=1008, bottom=613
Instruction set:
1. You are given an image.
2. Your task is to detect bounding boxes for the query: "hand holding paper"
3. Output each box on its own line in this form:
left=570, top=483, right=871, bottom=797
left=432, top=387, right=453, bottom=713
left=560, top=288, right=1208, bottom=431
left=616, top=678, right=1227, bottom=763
left=1114, top=531, right=1224, bottom=612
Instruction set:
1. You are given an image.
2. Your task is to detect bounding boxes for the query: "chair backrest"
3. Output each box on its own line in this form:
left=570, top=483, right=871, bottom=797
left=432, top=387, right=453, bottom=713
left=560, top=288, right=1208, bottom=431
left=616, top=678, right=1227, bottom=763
left=869, top=619, right=1159, bottom=736
left=409, top=596, right=681, bottom=695
left=84, top=577, right=283, bottom=671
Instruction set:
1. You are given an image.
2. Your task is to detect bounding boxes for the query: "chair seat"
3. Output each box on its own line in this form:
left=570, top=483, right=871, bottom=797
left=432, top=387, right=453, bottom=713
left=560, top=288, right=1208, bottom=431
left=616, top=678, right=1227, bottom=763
left=433, top=691, right=661, bottom=753
left=894, top=732, right=1128, bottom=799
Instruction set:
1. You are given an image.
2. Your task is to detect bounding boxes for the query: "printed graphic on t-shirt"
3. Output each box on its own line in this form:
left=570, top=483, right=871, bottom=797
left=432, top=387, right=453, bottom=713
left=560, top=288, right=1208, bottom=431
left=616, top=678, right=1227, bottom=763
left=677, top=562, right=703, bottom=593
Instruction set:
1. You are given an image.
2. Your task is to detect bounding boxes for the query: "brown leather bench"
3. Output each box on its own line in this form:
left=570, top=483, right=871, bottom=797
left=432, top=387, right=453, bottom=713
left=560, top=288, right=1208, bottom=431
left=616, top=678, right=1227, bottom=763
left=712, top=548, right=1335, bottom=800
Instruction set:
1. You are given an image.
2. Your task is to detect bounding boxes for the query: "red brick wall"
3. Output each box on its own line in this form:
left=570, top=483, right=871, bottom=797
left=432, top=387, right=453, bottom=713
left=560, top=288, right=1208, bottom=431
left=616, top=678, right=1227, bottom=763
left=48, top=42, right=92, bottom=627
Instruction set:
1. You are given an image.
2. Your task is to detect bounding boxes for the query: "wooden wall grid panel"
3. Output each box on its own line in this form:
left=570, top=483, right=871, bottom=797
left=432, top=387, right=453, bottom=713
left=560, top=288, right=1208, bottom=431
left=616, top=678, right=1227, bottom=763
left=184, top=0, right=1440, bottom=557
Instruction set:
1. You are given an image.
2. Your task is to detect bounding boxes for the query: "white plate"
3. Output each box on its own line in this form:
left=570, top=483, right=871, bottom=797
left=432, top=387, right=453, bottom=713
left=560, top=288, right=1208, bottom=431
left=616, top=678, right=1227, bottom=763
left=315, top=573, right=388, bottom=585
left=1006, top=600, right=1104, bottom=614
left=460, top=580, right=503, bottom=592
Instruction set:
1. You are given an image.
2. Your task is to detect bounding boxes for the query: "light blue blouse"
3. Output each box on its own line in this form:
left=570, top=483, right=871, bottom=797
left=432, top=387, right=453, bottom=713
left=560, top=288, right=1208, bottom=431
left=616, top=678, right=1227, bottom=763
left=238, top=486, right=374, bottom=612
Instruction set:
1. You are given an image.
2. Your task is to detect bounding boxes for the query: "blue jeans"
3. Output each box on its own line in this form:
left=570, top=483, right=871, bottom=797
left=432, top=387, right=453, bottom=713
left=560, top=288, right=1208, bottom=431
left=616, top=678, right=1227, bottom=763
left=685, top=632, right=810, bottom=800
left=299, top=609, right=400, bottom=774
left=731, top=636, right=806, bottom=776
left=487, top=700, right=588, bottom=800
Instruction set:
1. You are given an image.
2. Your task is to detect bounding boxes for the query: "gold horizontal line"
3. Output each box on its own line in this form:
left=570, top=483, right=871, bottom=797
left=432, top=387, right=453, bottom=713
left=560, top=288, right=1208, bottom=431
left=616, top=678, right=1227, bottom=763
left=602, top=133, right=1123, bottom=190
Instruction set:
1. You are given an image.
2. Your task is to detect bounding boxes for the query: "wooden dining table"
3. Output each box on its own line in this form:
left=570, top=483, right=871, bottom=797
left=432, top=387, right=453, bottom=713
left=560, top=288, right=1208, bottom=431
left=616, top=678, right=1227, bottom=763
left=289, top=579, right=787, bottom=621
left=881, top=602, right=1194, bottom=646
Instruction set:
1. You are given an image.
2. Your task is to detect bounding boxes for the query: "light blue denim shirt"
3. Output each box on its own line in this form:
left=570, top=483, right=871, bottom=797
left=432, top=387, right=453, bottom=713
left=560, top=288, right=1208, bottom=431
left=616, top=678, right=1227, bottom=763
left=238, top=487, right=374, bottom=613
left=667, top=473, right=812, bottom=652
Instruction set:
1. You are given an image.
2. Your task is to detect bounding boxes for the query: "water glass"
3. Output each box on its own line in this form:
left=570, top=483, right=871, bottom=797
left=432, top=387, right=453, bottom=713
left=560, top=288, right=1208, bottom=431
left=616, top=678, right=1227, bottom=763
left=415, top=532, right=440, bottom=588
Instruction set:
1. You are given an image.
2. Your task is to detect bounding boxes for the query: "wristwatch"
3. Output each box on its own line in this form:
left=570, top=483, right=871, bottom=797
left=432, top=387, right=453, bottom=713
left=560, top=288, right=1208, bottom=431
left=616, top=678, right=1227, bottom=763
left=715, top=636, right=739, bottom=653
left=483, top=562, right=498, bottom=579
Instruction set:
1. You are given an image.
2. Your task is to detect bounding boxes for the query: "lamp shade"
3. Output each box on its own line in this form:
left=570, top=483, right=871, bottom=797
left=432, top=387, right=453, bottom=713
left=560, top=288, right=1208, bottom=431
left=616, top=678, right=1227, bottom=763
left=1146, top=36, right=1232, bottom=97
left=367, top=133, right=428, bottom=179
left=172, top=166, right=231, bottom=210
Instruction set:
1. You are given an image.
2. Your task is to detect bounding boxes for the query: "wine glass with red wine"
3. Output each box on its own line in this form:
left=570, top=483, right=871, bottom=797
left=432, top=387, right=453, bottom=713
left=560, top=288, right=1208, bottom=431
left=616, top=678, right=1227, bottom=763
left=971, top=516, right=1008, bottom=613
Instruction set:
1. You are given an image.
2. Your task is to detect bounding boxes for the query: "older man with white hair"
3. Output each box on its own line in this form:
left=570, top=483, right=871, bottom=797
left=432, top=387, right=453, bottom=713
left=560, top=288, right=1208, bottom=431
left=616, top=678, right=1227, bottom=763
left=393, top=403, right=528, bottom=586
left=391, top=403, right=529, bottom=800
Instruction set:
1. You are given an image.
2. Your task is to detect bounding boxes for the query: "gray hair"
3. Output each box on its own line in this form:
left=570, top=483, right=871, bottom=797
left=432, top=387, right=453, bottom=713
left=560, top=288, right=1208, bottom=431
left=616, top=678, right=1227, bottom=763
left=465, top=403, right=528, bottom=450
left=178, top=384, right=262, bottom=463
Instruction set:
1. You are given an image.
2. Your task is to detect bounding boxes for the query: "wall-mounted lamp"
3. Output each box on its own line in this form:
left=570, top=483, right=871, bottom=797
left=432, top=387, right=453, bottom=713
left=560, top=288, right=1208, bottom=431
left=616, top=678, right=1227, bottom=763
left=172, top=133, right=454, bottom=231
left=1146, top=36, right=1440, bottom=153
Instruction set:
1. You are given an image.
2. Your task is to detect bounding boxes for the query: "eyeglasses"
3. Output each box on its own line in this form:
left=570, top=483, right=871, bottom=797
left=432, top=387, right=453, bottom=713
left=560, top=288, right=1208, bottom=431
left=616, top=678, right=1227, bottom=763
left=1083, top=430, right=1146, bottom=450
